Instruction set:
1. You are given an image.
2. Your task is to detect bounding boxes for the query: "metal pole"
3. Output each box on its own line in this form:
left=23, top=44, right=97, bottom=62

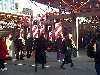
left=30, top=16, right=33, bottom=37
left=76, top=17, right=79, bottom=57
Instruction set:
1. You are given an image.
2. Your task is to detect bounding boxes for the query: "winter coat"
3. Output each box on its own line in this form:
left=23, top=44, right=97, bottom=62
left=62, top=38, right=73, bottom=64
left=95, top=37, right=100, bottom=64
left=25, top=37, right=33, bottom=50
left=34, top=37, right=47, bottom=64
left=55, top=37, right=63, bottom=50
left=87, top=36, right=100, bottom=64
left=0, top=37, right=8, bottom=59
left=14, top=38, right=23, bottom=51
left=86, top=38, right=96, bottom=58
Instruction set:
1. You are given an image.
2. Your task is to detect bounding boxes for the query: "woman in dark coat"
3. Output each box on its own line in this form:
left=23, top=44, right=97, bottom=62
left=55, top=35, right=64, bottom=61
left=0, top=36, right=8, bottom=71
left=60, top=35, right=74, bottom=69
left=34, top=34, right=47, bottom=72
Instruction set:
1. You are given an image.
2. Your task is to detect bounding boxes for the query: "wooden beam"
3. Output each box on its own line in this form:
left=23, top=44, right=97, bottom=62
left=48, top=10, right=100, bottom=20
left=76, top=11, right=100, bottom=17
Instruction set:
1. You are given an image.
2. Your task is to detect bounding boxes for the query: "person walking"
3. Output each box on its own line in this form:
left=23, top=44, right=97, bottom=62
left=55, top=34, right=64, bottom=62
left=0, top=36, right=8, bottom=71
left=87, top=27, right=100, bottom=75
left=14, top=35, right=24, bottom=60
left=25, top=33, right=33, bottom=58
left=92, top=28, right=100, bottom=75
left=60, top=35, right=74, bottom=69
left=34, top=33, right=48, bottom=72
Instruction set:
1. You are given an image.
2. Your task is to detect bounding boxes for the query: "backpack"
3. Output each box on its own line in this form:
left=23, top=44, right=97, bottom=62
left=86, top=39, right=96, bottom=58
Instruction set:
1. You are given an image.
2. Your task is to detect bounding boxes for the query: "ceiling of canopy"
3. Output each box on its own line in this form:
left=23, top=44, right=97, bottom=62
left=31, top=0, right=100, bottom=13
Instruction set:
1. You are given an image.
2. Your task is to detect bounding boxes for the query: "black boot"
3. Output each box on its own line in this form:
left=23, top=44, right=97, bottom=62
left=20, top=54, right=24, bottom=60
left=27, top=54, right=31, bottom=58
left=60, top=63, right=66, bottom=70
left=70, top=63, right=74, bottom=67
left=42, top=64, right=45, bottom=69
left=16, top=56, right=19, bottom=60
left=35, top=64, right=37, bottom=72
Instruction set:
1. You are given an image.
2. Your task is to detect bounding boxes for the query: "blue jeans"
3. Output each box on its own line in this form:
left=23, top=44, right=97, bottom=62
left=95, top=64, right=100, bottom=75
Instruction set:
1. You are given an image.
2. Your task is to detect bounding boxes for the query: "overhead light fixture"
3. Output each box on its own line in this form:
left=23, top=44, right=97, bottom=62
left=64, top=18, right=68, bottom=21
left=13, top=16, right=17, bottom=18
left=0, top=14, right=5, bottom=16
left=81, top=2, right=84, bottom=4
left=7, top=15, right=11, bottom=17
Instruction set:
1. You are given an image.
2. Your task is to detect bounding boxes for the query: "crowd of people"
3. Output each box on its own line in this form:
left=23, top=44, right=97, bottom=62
left=0, top=32, right=76, bottom=72
left=1, top=29, right=100, bottom=75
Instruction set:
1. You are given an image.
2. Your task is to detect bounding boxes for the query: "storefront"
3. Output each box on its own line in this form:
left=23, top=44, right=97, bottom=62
left=0, top=11, right=31, bottom=39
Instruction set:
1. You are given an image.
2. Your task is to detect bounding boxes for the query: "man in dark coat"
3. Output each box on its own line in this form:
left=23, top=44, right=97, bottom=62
left=60, top=35, right=74, bottom=69
left=34, top=33, right=48, bottom=72
left=14, top=36, right=24, bottom=60
left=87, top=27, right=100, bottom=75
left=25, top=34, right=33, bottom=58
left=94, top=28, right=100, bottom=75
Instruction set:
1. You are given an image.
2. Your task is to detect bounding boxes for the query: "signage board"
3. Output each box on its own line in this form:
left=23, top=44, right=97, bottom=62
left=0, top=0, right=16, bottom=12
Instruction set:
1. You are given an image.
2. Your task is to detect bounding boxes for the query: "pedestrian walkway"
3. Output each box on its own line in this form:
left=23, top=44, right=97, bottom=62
left=0, top=50, right=97, bottom=75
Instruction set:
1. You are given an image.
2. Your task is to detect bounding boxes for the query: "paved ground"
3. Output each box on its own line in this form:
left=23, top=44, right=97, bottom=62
left=0, top=50, right=97, bottom=75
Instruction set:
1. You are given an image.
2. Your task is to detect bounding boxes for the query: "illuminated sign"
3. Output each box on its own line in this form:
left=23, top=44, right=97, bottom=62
left=0, top=0, right=16, bottom=12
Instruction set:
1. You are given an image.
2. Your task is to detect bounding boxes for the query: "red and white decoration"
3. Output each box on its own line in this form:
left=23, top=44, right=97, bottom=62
left=19, top=16, right=29, bottom=27
left=32, top=25, right=39, bottom=38
left=32, top=18, right=39, bottom=38
left=32, top=15, right=46, bottom=38
left=39, top=15, right=46, bottom=34
left=32, top=15, right=63, bottom=40
left=39, top=23, right=45, bottom=34
left=54, top=22, right=62, bottom=40
left=48, top=31, right=53, bottom=41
